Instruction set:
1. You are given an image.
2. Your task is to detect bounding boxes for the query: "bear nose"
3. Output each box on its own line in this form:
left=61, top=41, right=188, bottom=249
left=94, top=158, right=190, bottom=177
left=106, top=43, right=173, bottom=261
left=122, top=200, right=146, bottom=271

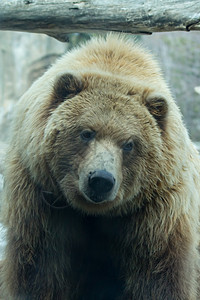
left=88, top=170, right=115, bottom=195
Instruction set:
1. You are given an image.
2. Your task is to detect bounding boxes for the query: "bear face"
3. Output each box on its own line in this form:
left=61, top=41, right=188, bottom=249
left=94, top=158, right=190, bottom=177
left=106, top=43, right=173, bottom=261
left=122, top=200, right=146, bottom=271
left=43, top=72, right=168, bottom=215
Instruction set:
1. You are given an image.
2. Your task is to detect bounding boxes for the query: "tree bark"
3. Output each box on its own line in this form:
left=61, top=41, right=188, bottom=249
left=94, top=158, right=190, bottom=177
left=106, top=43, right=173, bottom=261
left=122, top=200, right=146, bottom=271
left=0, top=0, right=200, bottom=42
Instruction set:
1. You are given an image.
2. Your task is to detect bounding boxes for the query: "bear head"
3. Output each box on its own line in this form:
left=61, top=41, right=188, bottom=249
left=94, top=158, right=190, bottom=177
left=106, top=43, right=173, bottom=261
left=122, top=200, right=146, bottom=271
left=42, top=71, right=168, bottom=215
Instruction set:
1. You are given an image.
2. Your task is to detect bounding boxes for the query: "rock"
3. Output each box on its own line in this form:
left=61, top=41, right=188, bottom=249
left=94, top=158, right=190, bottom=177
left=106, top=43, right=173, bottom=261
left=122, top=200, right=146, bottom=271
left=0, top=142, right=7, bottom=174
left=0, top=223, right=6, bottom=260
left=194, top=87, right=200, bottom=95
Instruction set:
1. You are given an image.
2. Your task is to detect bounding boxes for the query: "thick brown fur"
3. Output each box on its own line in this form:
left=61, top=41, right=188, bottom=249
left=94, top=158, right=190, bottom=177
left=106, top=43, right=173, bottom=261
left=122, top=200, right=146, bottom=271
left=0, top=34, right=200, bottom=299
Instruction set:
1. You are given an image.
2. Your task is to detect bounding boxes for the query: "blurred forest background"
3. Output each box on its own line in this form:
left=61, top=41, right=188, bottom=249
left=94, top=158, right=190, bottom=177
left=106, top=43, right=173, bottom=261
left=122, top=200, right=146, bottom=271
left=0, top=31, right=200, bottom=186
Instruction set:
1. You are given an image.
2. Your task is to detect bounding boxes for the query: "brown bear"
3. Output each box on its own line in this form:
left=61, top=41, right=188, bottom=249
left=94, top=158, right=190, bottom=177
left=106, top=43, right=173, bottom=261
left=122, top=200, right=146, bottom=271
left=0, top=34, right=200, bottom=300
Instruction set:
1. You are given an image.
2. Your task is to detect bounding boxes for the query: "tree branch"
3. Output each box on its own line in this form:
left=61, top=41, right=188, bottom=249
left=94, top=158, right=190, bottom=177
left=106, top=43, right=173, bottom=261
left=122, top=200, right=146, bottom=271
left=0, top=0, right=200, bottom=42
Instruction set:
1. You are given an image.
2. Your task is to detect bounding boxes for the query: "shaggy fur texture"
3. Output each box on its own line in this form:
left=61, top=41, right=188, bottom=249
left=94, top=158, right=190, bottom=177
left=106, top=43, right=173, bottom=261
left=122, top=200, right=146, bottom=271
left=0, top=34, right=200, bottom=299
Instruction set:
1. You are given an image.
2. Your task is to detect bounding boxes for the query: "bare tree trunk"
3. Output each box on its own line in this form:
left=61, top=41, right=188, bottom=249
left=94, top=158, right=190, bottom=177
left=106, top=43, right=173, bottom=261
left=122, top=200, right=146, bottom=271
left=0, top=0, right=200, bottom=42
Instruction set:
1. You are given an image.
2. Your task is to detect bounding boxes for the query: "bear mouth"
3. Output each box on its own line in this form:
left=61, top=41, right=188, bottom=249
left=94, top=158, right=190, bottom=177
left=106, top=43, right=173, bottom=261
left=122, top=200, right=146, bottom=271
left=82, top=190, right=113, bottom=204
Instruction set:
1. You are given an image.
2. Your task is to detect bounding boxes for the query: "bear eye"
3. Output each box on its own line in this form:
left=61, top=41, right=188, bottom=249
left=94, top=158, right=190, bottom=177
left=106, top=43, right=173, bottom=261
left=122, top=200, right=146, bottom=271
left=122, top=141, right=134, bottom=152
left=80, top=130, right=96, bottom=142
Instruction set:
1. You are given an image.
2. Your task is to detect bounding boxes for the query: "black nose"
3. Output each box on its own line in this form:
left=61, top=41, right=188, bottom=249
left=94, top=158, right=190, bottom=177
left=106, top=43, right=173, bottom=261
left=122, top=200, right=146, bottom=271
left=88, top=170, right=115, bottom=195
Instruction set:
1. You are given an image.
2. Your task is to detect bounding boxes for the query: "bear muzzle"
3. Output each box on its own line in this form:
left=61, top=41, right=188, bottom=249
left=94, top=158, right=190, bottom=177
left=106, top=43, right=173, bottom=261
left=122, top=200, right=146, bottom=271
left=87, top=169, right=116, bottom=203
left=78, top=141, right=122, bottom=205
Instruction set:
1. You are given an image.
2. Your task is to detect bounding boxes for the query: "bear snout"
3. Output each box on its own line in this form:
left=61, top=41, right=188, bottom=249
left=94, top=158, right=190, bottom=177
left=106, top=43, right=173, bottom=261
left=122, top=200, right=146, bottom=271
left=78, top=142, right=122, bottom=205
left=88, top=170, right=116, bottom=203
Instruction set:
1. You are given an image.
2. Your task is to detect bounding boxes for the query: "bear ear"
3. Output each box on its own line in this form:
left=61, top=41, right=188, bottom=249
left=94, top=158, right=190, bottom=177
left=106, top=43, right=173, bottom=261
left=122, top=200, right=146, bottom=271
left=52, top=73, right=83, bottom=106
left=145, top=93, right=168, bottom=130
